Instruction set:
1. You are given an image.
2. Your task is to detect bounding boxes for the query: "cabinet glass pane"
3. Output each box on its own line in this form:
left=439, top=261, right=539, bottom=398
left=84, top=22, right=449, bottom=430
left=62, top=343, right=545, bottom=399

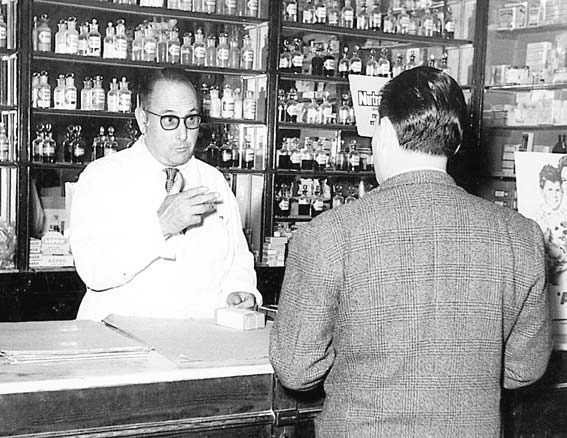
left=0, top=165, right=17, bottom=271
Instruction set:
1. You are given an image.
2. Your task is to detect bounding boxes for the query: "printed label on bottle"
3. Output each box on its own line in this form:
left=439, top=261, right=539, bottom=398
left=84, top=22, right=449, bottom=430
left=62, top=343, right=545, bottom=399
left=222, top=149, right=232, bottom=162
left=343, top=11, right=354, bottom=21
left=383, top=20, right=393, bottom=32
left=64, top=90, right=77, bottom=109
left=316, top=153, right=328, bottom=166
left=323, top=58, right=336, bottom=70
left=313, top=199, right=324, bottom=211
left=349, top=155, right=360, bottom=166
left=379, top=62, right=390, bottom=75
left=144, top=40, right=157, bottom=55
left=169, top=44, right=181, bottom=57
left=243, top=50, right=254, bottom=63
left=119, top=94, right=131, bottom=112
left=88, top=37, right=101, bottom=50
left=115, top=40, right=128, bottom=58
left=247, top=0, right=258, bottom=13
left=38, top=31, right=51, bottom=44
left=286, top=3, right=297, bottom=17
left=350, top=60, right=362, bottom=73
left=279, top=199, right=289, bottom=211
left=226, top=0, right=237, bottom=8
left=290, top=151, right=301, bottom=164
left=93, top=90, right=105, bottom=110
left=328, top=12, right=339, bottom=25
left=316, top=6, right=326, bottom=20
left=108, top=95, right=119, bottom=112
left=279, top=56, right=290, bottom=69
left=194, top=47, right=206, bottom=61
left=292, top=54, right=303, bottom=68
left=372, top=13, right=381, bottom=27
left=245, top=148, right=255, bottom=162
left=217, top=48, right=229, bottom=61
left=66, top=34, right=79, bottom=53
left=302, top=10, right=313, bottom=23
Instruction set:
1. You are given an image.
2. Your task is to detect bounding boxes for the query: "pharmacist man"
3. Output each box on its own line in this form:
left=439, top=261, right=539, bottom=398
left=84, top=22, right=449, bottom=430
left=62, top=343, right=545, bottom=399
left=70, top=68, right=261, bottom=320
left=270, top=66, right=551, bottom=437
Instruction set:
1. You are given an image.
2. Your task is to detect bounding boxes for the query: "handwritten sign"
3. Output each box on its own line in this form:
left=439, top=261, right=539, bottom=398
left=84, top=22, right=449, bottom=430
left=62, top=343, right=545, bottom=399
left=348, top=74, right=390, bottom=137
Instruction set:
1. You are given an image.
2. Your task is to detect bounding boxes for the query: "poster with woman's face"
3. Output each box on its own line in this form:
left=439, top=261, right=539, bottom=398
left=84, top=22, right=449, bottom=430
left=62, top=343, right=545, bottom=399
left=515, top=151, right=567, bottom=343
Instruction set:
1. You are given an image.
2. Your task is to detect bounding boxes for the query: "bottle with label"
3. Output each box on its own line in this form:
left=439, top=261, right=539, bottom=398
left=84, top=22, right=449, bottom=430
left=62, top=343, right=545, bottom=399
left=91, top=75, right=105, bottom=111
left=285, top=88, right=299, bottom=123
left=310, top=42, right=323, bottom=76
left=311, top=185, right=325, bottom=217
left=398, top=6, right=410, bottom=33
left=118, top=77, right=132, bottom=113
left=441, top=51, right=451, bottom=76
left=103, top=21, right=115, bottom=59
left=314, top=140, right=329, bottom=171
left=206, top=132, right=221, bottom=167
left=357, top=2, right=370, bottom=30
left=233, top=88, right=243, bottom=119
left=114, top=19, right=128, bottom=59
left=298, top=185, right=311, bottom=216
left=427, top=53, right=436, bottom=69
left=332, top=184, right=344, bottom=208
left=338, top=46, right=350, bottom=78
left=31, top=72, right=40, bottom=108
left=345, top=185, right=357, bottom=203
left=53, top=74, right=66, bottom=109
left=407, top=52, right=418, bottom=70
left=277, top=139, right=291, bottom=169
left=38, top=71, right=51, bottom=109
left=279, top=40, right=292, bottom=72
left=243, top=91, right=257, bottom=120
left=73, top=126, right=87, bottom=164
left=225, top=0, right=237, bottom=15
left=246, top=0, right=259, bottom=17
left=105, top=126, right=118, bottom=156
left=408, top=9, right=420, bottom=35
left=32, top=126, right=44, bottom=162
left=81, top=77, right=93, bottom=110
left=78, top=21, right=89, bottom=56
left=216, top=32, right=229, bottom=68
left=348, top=140, right=360, bottom=172
left=205, top=34, right=216, bottom=67
left=64, top=73, right=77, bottom=110
left=349, top=45, right=363, bottom=75
left=327, top=0, right=340, bottom=26
left=378, top=48, right=391, bottom=78
left=242, top=137, right=255, bottom=169
left=220, top=133, right=233, bottom=168
left=335, top=140, right=348, bottom=171
left=88, top=18, right=102, bottom=57
left=37, top=14, right=52, bottom=52
left=55, top=19, right=67, bottom=54
left=131, top=28, right=144, bottom=61
left=320, top=92, right=334, bottom=124
left=228, top=36, right=240, bottom=69
left=156, top=30, right=168, bottom=63
left=32, top=16, right=39, bottom=51
left=553, top=134, right=567, bottom=153
left=432, top=10, right=442, bottom=38
left=338, top=94, right=351, bottom=124
left=64, top=17, right=78, bottom=55
left=209, top=86, right=221, bottom=118
left=289, top=137, right=301, bottom=170
left=304, top=97, right=320, bottom=124
left=314, top=0, right=327, bottom=24
left=192, top=28, right=206, bottom=66
left=241, top=33, right=255, bottom=70
left=302, top=0, right=316, bottom=24
left=43, top=126, right=57, bottom=164
left=341, top=0, right=354, bottom=28
left=421, top=7, right=434, bottom=37
left=0, top=122, right=9, bottom=161
left=92, top=126, right=106, bottom=161
left=382, top=8, right=396, bottom=33
left=322, top=43, right=336, bottom=77
left=444, top=6, right=455, bottom=39
left=221, top=84, right=235, bottom=119
left=300, top=137, right=314, bottom=170
left=62, top=126, right=73, bottom=163
left=107, top=77, right=119, bottom=112
left=276, top=183, right=291, bottom=217
left=142, top=24, right=157, bottom=62
left=230, top=136, right=240, bottom=168
left=366, top=49, right=379, bottom=76
left=180, top=32, right=193, bottom=65
left=290, top=38, right=304, bottom=74
left=284, top=0, right=298, bottom=21
left=392, top=53, right=405, bottom=77
left=205, top=0, right=217, bottom=14
left=369, top=0, right=382, bottom=31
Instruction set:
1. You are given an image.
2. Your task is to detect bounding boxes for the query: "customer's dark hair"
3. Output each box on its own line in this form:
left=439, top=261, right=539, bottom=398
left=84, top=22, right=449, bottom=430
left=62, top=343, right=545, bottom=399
left=540, top=164, right=561, bottom=189
left=137, top=67, right=199, bottom=109
left=378, top=66, right=468, bottom=157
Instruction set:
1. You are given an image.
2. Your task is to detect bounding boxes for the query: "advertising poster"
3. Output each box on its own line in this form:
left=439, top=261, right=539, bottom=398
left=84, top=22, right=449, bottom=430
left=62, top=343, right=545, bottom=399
left=348, top=74, right=390, bottom=137
left=515, top=151, right=567, bottom=348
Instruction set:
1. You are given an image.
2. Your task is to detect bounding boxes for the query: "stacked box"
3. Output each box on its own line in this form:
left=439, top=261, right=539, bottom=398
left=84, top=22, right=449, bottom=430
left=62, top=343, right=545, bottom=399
left=261, top=236, right=288, bottom=267
left=28, top=231, right=74, bottom=268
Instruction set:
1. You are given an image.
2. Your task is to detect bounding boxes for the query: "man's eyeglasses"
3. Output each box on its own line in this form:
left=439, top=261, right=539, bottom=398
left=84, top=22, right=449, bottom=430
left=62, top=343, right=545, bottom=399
left=144, top=109, right=202, bottom=130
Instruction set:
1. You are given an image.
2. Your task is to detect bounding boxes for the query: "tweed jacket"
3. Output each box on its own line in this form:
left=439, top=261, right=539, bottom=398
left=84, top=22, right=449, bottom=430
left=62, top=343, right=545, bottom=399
left=270, top=170, right=551, bottom=438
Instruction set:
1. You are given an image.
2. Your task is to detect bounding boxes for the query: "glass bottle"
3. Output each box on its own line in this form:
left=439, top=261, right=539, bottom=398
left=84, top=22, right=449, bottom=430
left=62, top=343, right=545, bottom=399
left=432, top=10, right=442, bottom=38
left=38, top=71, right=51, bottom=109
left=348, top=140, right=360, bottom=172
left=285, top=89, right=299, bottom=122
left=118, top=77, right=132, bottom=113
left=408, top=9, right=420, bottom=35
left=335, top=140, right=348, bottom=171
left=114, top=19, right=128, bottom=59
left=314, top=139, right=329, bottom=170
left=397, top=6, right=410, bottom=34
left=284, top=0, right=298, bottom=22
left=392, top=53, right=405, bottom=77
left=356, top=2, right=370, bottom=30
left=37, top=14, right=52, bottom=53
left=221, top=84, right=235, bottom=119
left=338, top=46, right=350, bottom=78
left=366, top=49, right=379, bottom=76
left=279, top=40, right=292, bottom=72
left=66, top=17, right=79, bottom=55
left=304, top=97, right=321, bottom=125
left=320, top=91, right=334, bottom=124
left=245, top=0, right=258, bottom=17
left=53, top=74, right=66, bottom=109
left=132, top=28, right=144, bottom=61
left=32, top=16, right=39, bottom=52
left=311, top=185, right=325, bottom=217
left=290, top=38, right=304, bottom=74
left=289, top=137, right=301, bottom=170
left=168, top=28, right=181, bottom=63
left=62, top=126, right=73, bottom=163
left=277, top=139, right=291, bottom=169
left=345, top=186, right=357, bottom=203
left=338, top=94, right=351, bottom=124
left=91, top=75, right=105, bottom=111
left=444, top=6, right=455, bottom=39
left=43, top=126, right=56, bottom=164
left=314, top=0, right=327, bottom=24
left=64, top=73, right=77, bottom=110
left=206, top=132, right=220, bottom=167
left=327, top=0, right=340, bottom=26
left=78, top=21, right=89, bottom=56
left=0, top=14, right=6, bottom=51
left=230, top=137, right=240, bottom=168
left=441, top=52, right=451, bottom=76
left=382, top=8, right=396, bottom=33
left=88, top=18, right=102, bottom=57
left=107, top=77, right=119, bottom=112
left=201, top=83, right=211, bottom=117
left=349, top=45, right=363, bottom=75
left=180, top=32, right=193, bottom=65
left=340, top=0, right=354, bottom=28
left=32, top=126, right=44, bottom=162
left=225, top=0, right=237, bottom=15
left=421, top=7, right=434, bottom=37
left=241, top=33, right=255, bottom=70
left=370, top=0, right=382, bottom=31
left=302, top=0, right=316, bottom=24
left=427, top=53, right=436, bottom=69
left=31, top=72, right=40, bottom=108
left=204, top=34, right=216, bottom=67
left=298, top=185, right=311, bottom=216
left=92, top=126, right=106, bottom=161
left=156, top=30, right=168, bottom=63
left=322, top=43, right=336, bottom=77
left=142, top=24, right=157, bottom=62
left=243, top=91, right=256, bottom=120
left=216, top=33, right=229, bottom=68
left=407, top=52, right=418, bottom=70
left=378, top=48, right=391, bottom=78
left=553, top=134, right=567, bottom=153
left=276, top=183, right=291, bottom=217
left=209, top=86, right=221, bottom=118
left=205, top=0, right=217, bottom=14
left=0, top=123, right=9, bottom=161
left=192, top=28, right=206, bottom=66
left=103, top=21, right=115, bottom=59
left=104, top=126, right=118, bottom=156
left=81, top=77, right=93, bottom=110
left=332, top=184, right=344, bottom=208
left=242, top=137, right=255, bottom=169
left=73, top=126, right=87, bottom=164
left=233, top=88, right=243, bottom=119
left=220, top=134, right=233, bottom=168
left=228, top=36, right=240, bottom=69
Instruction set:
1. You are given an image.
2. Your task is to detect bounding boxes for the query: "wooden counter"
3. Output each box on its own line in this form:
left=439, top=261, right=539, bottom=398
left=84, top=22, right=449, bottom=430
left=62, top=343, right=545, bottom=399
left=0, top=318, right=323, bottom=438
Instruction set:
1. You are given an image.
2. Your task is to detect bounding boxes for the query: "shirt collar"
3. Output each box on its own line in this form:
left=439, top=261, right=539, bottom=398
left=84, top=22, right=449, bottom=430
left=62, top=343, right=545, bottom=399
left=135, top=136, right=194, bottom=175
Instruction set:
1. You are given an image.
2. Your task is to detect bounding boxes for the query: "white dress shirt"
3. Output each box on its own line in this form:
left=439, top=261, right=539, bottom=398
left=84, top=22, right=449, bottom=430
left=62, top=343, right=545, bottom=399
left=69, top=137, right=261, bottom=320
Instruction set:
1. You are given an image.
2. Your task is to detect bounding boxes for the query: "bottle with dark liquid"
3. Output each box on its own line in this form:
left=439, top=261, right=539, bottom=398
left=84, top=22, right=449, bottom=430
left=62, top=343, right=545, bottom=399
left=553, top=134, right=567, bottom=154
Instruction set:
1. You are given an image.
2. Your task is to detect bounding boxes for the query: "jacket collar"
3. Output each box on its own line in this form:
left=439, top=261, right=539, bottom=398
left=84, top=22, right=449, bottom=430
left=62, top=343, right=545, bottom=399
left=379, top=169, right=457, bottom=189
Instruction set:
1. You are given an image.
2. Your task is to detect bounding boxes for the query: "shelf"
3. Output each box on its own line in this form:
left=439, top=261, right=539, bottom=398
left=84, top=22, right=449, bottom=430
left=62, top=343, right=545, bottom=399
left=278, top=72, right=349, bottom=84
left=278, top=122, right=358, bottom=131
left=274, top=169, right=375, bottom=177
left=495, top=23, right=567, bottom=36
left=30, top=162, right=87, bottom=170
left=33, top=52, right=267, bottom=77
left=485, top=125, right=567, bottom=131
left=273, top=216, right=313, bottom=222
left=34, top=0, right=268, bottom=26
left=0, top=48, right=17, bottom=57
left=32, top=108, right=135, bottom=119
left=0, top=161, right=18, bottom=168
left=486, top=83, right=567, bottom=92
left=204, top=117, right=266, bottom=126
left=218, top=168, right=265, bottom=175
left=485, top=172, right=516, bottom=180
left=281, top=22, right=473, bottom=47
left=0, top=105, right=17, bottom=112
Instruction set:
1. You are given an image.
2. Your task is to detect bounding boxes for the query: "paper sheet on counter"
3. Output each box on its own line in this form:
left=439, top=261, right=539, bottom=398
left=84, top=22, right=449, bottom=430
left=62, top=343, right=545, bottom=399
left=102, top=314, right=271, bottom=368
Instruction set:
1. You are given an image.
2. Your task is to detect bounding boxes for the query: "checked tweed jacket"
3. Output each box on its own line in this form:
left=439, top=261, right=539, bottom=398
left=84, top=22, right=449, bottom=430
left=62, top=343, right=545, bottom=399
left=270, top=170, right=552, bottom=438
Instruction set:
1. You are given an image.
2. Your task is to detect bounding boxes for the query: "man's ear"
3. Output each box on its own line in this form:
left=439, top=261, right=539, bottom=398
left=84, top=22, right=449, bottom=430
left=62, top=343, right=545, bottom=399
left=134, top=106, right=147, bottom=134
left=380, top=117, right=400, bottom=152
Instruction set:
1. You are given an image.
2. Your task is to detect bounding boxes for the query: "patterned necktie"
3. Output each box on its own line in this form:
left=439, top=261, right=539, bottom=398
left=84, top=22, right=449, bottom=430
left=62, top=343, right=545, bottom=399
left=164, top=167, right=179, bottom=194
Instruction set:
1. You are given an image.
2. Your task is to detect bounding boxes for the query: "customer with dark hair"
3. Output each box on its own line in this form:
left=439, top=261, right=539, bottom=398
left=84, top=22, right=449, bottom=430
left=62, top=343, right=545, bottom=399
left=70, top=67, right=261, bottom=320
left=270, top=66, right=551, bottom=437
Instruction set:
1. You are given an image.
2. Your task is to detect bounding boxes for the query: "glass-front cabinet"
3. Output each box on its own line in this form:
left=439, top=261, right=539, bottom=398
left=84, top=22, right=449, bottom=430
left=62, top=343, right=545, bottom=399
left=480, top=0, right=567, bottom=208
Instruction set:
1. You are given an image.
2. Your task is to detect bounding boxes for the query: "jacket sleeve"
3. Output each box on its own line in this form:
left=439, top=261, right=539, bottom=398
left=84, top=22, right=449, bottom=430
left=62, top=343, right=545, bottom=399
left=269, top=214, right=343, bottom=391
left=503, top=217, right=552, bottom=389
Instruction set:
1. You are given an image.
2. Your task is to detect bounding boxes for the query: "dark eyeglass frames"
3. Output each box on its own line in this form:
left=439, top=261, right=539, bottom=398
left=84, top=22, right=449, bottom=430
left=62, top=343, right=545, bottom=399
left=144, top=109, right=202, bottom=130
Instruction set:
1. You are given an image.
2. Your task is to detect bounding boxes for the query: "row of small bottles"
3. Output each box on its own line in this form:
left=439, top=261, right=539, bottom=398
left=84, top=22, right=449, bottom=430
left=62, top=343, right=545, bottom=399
left=32, top=124, right=120, bottom=164
left=201, top=84, right=258, bottom=120
left=283, top=0, right=456, bottom=39
left=277, top=137, right=373, bottom=172
left=281, top=38, right=450, bottom=78
left=278, top=90, right=356, bottom=125
left=275, top=179, right=371, bottom=218
left=99, top=0, right=261, bottom=16
left=200, top=127, right=257, bottom=169
left=34, top=15, right=257, bottom=70
left=31, top=72, right=133, bottom=113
